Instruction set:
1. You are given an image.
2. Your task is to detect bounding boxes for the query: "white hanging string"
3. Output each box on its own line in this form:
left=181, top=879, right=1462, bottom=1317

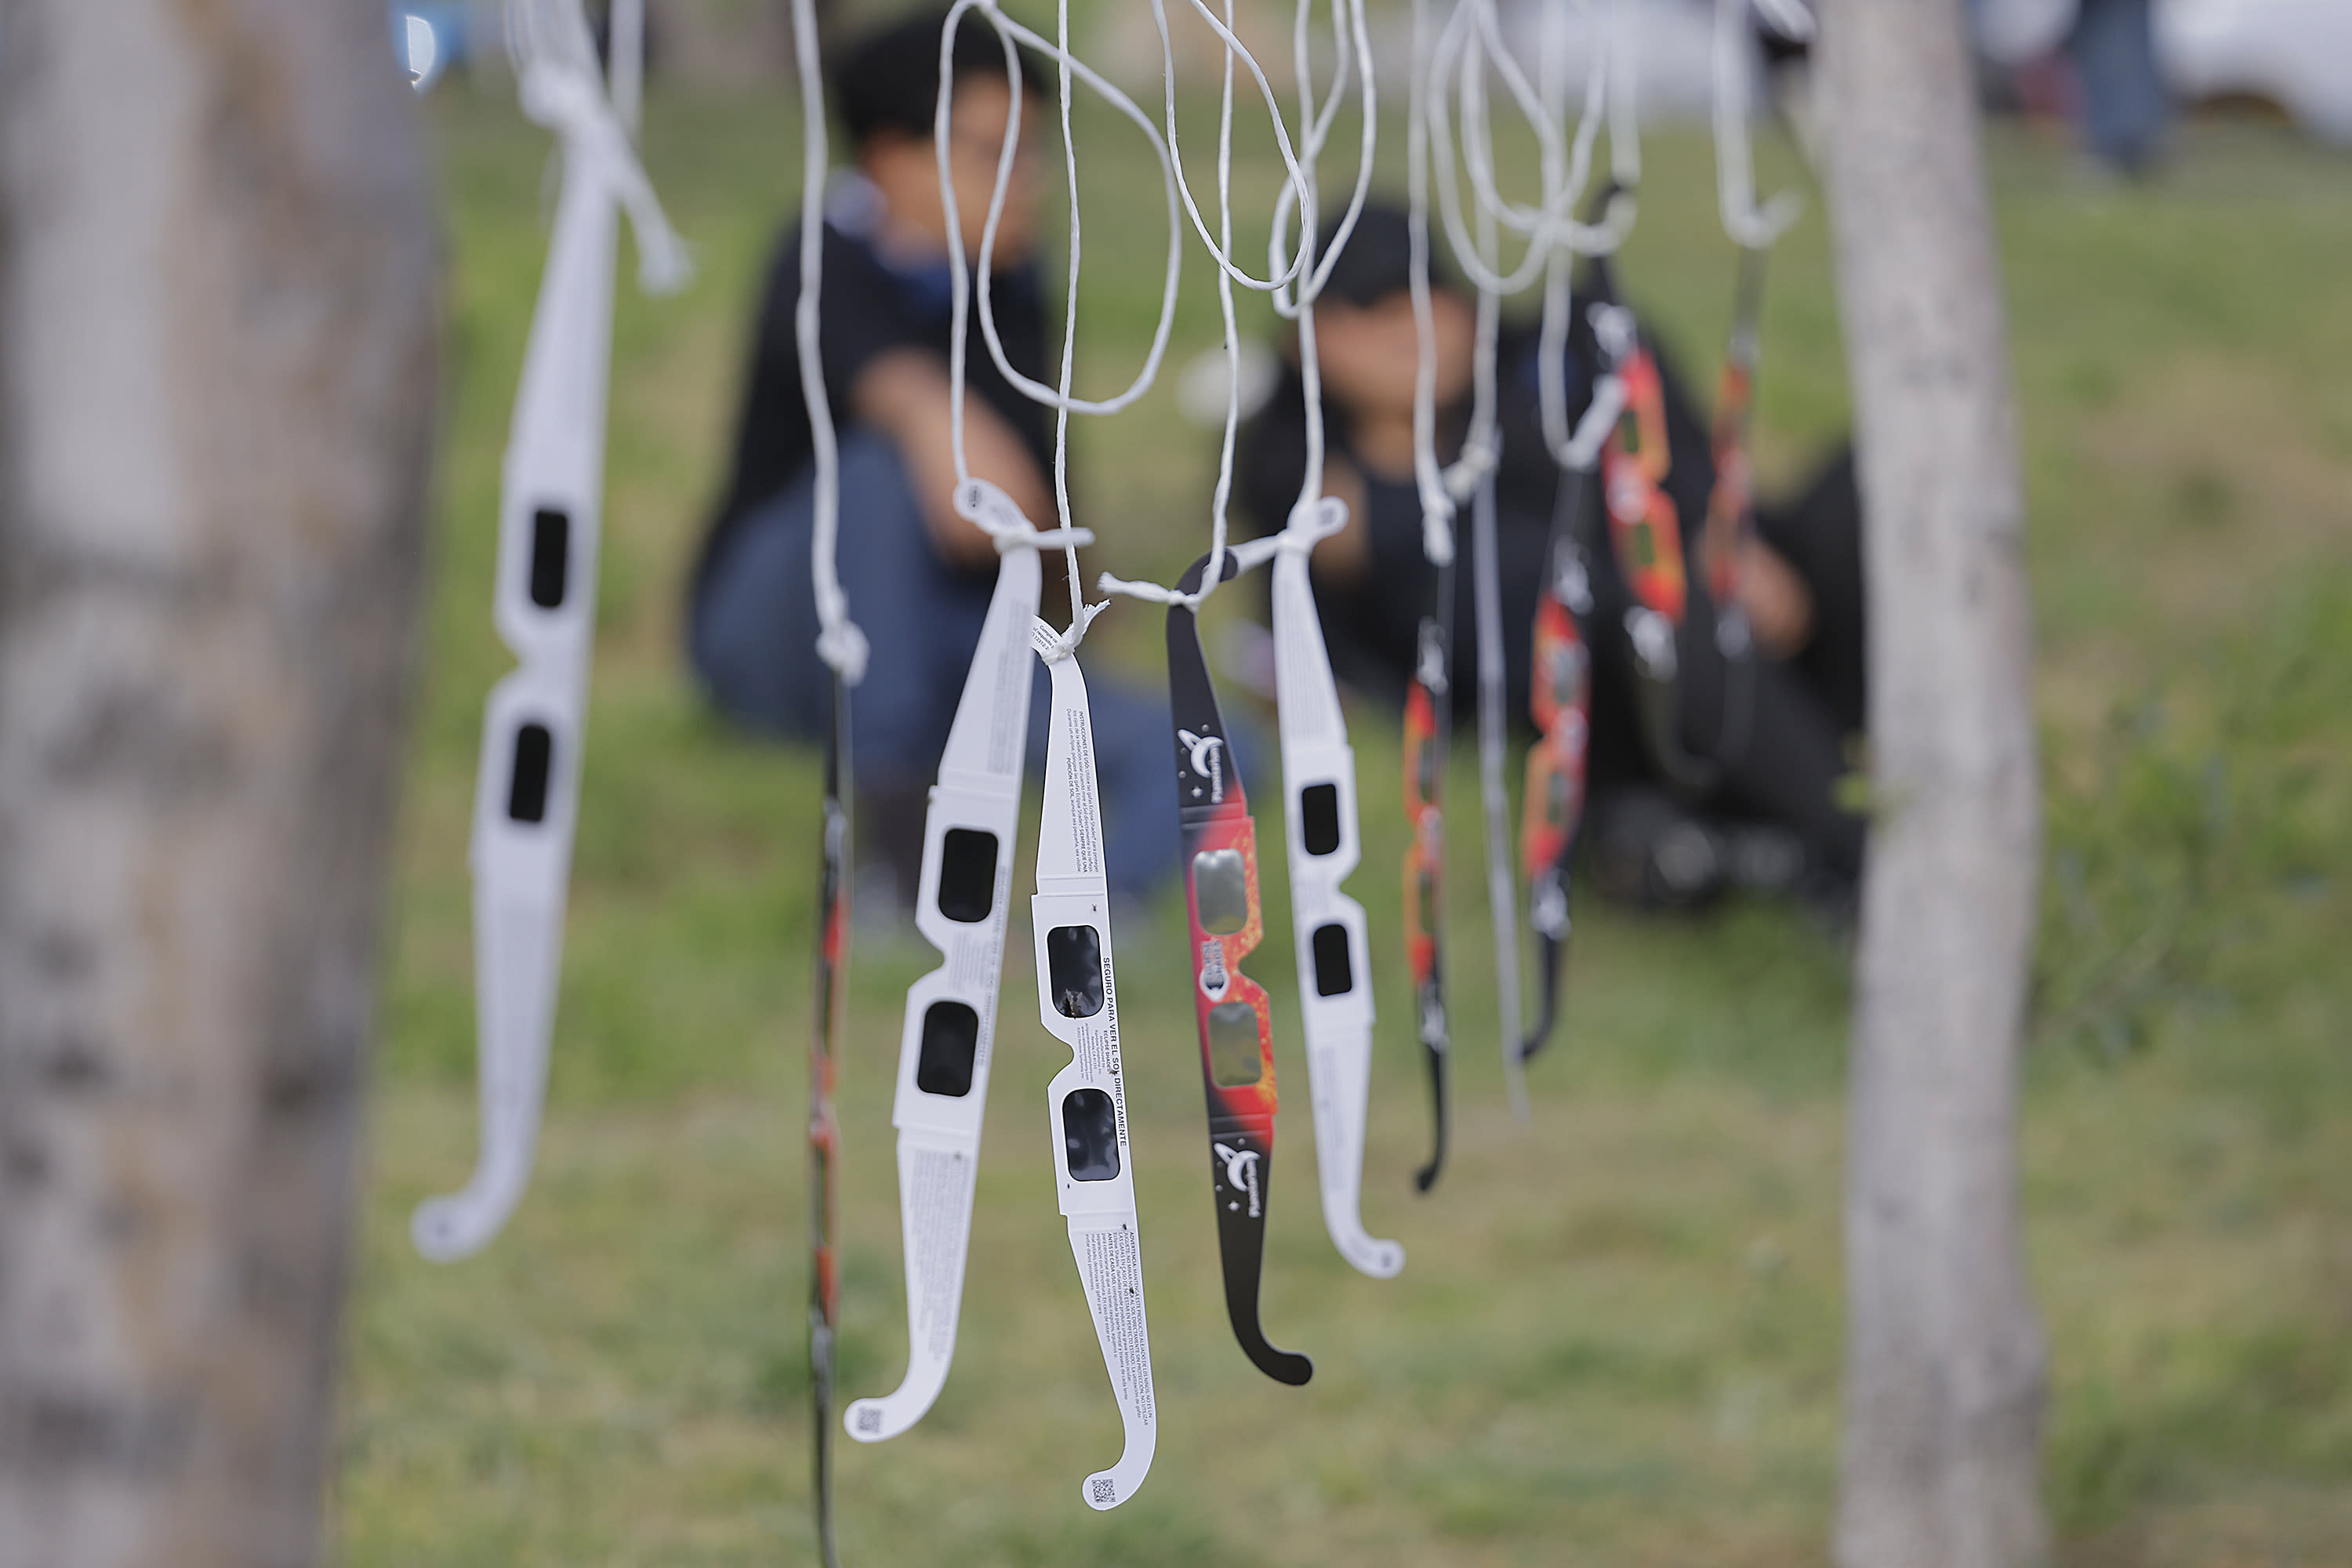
left=783, top=0, right=866, bottom=682
left=1406, top=0, right=1454, bottom=567
left=1144, top=0, right=1317, bottom=295
left=1039, top=0, right=1101, bottom=658
left=1712, top=0, right=1808, bottom=250
left=941, top=4, right=1183, bottom=426
left=1537, top=2, right=1636, bottom=470
left=1464, top=179, right=1525, bottom=1119
left=1099, top=0, right=1253, bottom=606
left=1422, top=0, right=1613, bottom=302
left=1270, top=0, right=1377, bottom=521
left=610, top=0, right=644, bottom=136
left=510, top=0, right=692, bottom=295
left=1098, top=0, right=1378, bottom=612
left=1265, top=0, right=1378, bottom=325
left=934, top=0, right=1196, bottom=656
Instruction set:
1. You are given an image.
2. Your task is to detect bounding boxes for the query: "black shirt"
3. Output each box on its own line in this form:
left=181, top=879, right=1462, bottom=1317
left=696, top=184, right=1054, bottom=594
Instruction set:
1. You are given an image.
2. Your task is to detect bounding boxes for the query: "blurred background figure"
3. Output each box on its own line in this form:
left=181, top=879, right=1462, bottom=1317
left=1976, top=0, right=2172, bottom=172
left=686, top=10, right=1181, bottom=911
left=1236, top=206, right=1869, bottom=921
left=2068, top=0, right=2172, bottom=171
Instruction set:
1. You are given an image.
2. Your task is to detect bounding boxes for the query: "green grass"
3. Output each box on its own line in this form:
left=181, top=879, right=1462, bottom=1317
left=343, top=78, right=2352, bottom=1568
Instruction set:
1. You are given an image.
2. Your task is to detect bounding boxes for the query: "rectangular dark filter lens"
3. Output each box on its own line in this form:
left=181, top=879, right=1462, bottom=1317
left=1046, top=924, right=1105, bottom=1019
left=1301, top=782, right=1341, bottom=856
left=528, top=506, right=570, bottom=609
left=1191, top=848, right=1248, bottom=936
left=507, top=722, right=554, bottom=824
left=1207, top=1000, right=1263, bottom=1087
left=935, top=828, right=999, bottom=924
left=916, top=1000, right=980, bottom=1097
left=1312, top=921, right=1354, bottom=997
left=1061, top=1087, right=1120, bottom=1181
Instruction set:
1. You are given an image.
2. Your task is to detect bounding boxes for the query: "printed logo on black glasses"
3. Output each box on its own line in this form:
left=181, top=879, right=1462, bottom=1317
left=1213, top=1141, right=1261, bottom=1218
left=1178, top=728, right=1225, bottom=803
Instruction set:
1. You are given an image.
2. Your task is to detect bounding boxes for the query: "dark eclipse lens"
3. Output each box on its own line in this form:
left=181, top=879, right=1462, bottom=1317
left=1549, top=645, right=1580, bottom=709
left=1312, top=922, right=1354, bottom=997
left=1192, top=848, right=1248, bottom=935
left=916, top=1000, right=980, bottom=1097
left=1301, top=782, right=1341, bottom=856
left=1207, top=1000, right=1263, bottom=1087
left=1046, top=925, right=1105, bottom=1018
left=935, top=828, right=999, bottom=924
left=1061, top=1087, right=1120, bottom=1181
left=507, top=722, right=554, bottom=824
left=528, top=507, right=570, bottom=609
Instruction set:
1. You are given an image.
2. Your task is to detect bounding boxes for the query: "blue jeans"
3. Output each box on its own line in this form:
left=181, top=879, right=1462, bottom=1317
left=689, top=431, right=1185, bottom=901
left=2070, top=0, right=2169, bottom=172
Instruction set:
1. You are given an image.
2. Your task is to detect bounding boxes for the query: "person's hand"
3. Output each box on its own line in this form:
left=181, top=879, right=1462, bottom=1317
left=852, top=349, right=1050, bottom=571
left=1736, top=536, right=1815, bottom=658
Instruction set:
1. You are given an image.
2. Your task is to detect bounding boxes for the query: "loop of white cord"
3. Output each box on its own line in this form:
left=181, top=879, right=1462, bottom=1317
left=932, top=0, right=1205, bottom=658
left=938, top=0, right=1183, bottom=426
left=1264, top=0, right=1380, bottom=322
left=1097, top=0, right=1377, bottom=615
left=954, top=477, right=1095, bottom=553
left=511, top=1, right=692, bottom=295
left=1144, top=0, right=1318, bottom=294
left=1423, top=0, right=1620, bottom=301
left=1712, top=0, right=1806, bottom=250
left=1428, top=0, right=1640, bottom=532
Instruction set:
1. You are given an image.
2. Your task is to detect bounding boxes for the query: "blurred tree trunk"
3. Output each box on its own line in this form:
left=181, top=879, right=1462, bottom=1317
left=1813, top=3, right=2049, bottom=1567
left=0, top=4, right=437, bottom=1566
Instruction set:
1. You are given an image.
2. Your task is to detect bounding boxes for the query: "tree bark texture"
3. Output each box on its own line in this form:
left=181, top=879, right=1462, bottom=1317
left=0, top=4, right=437, bottom=1566
left=1814, top=4, right=2049, bottom=1567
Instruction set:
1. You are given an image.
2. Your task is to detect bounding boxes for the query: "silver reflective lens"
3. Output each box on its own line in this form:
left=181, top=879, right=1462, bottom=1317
left=1047, top=924, right=1105, bottom=1019
left=1207, top=1000, right=1262, bottom=1087
left=1192, top=849, right=1249, bottom=935
left=1062, top=1087, right=1120, bottom=1181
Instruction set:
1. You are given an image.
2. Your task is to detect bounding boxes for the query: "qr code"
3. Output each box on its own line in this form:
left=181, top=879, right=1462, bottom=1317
left=1089, top=1477, right=1117, bottom=1506
left=854, top=1406, right=882, bottom=1436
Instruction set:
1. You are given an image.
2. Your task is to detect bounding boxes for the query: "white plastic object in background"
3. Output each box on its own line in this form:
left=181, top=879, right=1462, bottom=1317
left=404, top=13, right=443, bottom=91
left=412, top=133, right=617, bottom=1264
left=2160, top=0, right=2352, bottom=145
left=1976, top=0, right=2080, bottom=65
left=608, top=0, right=643, bottom=133
left=1264, top=503, right=1405, bottom=1280
left=1028, top=624, right=1156, bottom=1512
left=844, top=484, right=1048, bottom=1445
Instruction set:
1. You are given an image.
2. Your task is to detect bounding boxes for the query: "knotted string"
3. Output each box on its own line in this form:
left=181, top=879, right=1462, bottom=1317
left=511, top=0, right=692, bottom=296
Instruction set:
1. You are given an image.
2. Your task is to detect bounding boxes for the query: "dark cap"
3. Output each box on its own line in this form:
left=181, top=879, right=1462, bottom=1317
left=1314, top=201, right=1461, bottom=309
left=832, top=9, right=1040, bottom=151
